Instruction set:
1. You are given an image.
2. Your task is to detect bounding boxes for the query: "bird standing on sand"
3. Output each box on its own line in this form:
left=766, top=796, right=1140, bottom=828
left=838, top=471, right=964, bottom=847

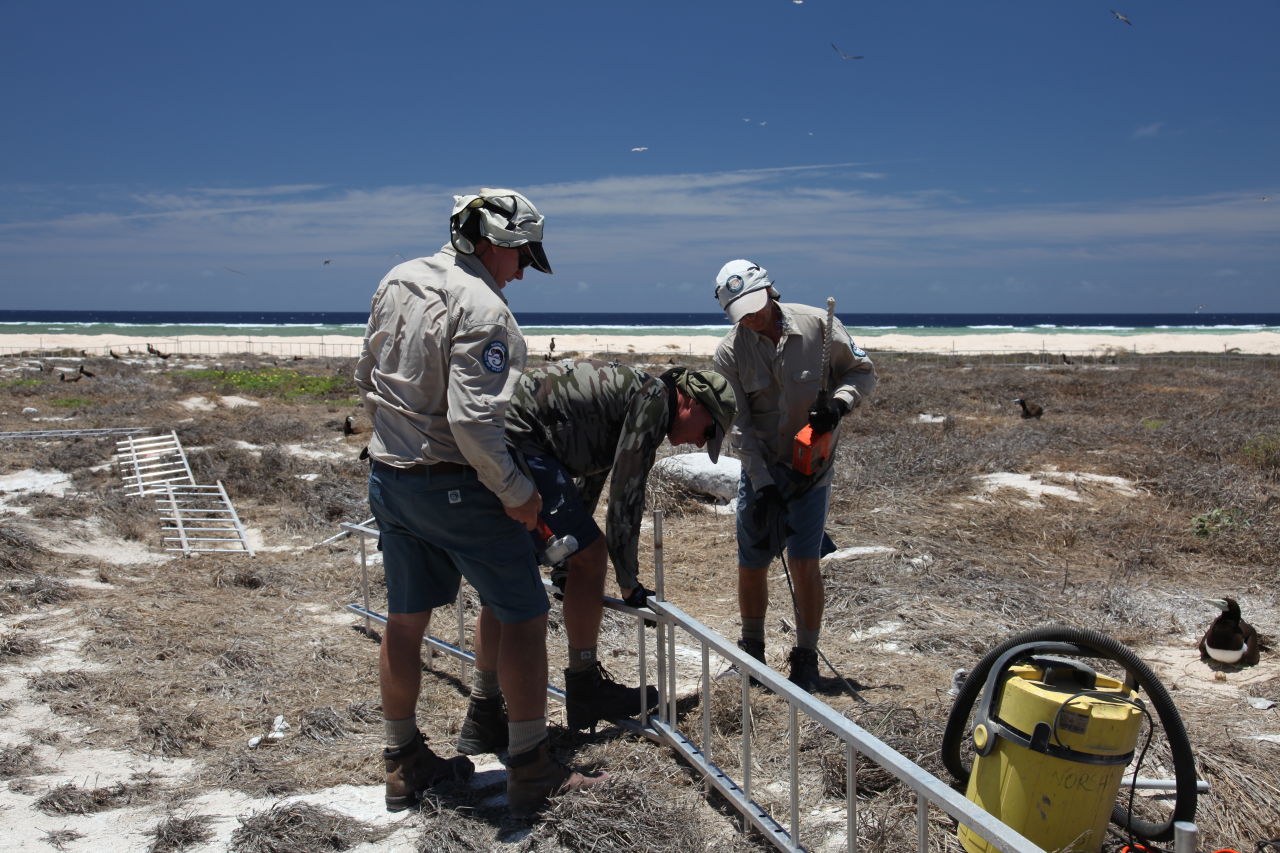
left=1199, top=598, right=1260, bottom=666
left=1012, top=398, right=1043, bottom=419
left=1110, top=10, right=1132, bottom=25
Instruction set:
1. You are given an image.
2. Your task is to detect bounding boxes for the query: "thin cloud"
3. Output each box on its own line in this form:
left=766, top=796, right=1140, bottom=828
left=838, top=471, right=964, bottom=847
left=1132, top=122, right=1165, bottom=139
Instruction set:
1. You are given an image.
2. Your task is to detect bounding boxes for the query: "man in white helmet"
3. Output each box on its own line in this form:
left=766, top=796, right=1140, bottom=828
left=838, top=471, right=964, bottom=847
left=355, top=188, right=603, bottom=816
left=712, top=259, right=877, bottom=693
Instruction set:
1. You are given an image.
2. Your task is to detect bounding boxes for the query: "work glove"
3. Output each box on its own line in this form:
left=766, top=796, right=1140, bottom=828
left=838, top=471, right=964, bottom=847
left=807, top=396, right=849, bottom=435
left=750, top=484, right=785, bottom=532
left=622, top=583, right=654, bottom=609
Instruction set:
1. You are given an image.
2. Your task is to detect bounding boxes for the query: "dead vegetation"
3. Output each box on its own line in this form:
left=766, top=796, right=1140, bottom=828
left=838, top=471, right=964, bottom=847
left=0, top=352, right=1278, bottom=850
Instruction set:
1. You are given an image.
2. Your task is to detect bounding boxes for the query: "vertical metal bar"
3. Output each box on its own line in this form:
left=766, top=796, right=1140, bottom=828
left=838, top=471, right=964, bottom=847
left=637, top=618, right=648, bottom=722
left=1174, top=821, right=1198, bottom=853
left=741, top=671, right=752, bottom=800
left=701, top=642, right=711, bottom=764
left=652, top=510, right=668, bottom=724
left=653, top=510, right=664, bottom=599
left=456, top=592, right=469, bottom=684
left=359, top=534, right=371, bottom=636
left=846, top=744, right=858, bottom=853
left=916, top=796, right=928, bottom=852
left=789, top=703, right=800, bottom=847
left=666, top=614, right=677, bottom=724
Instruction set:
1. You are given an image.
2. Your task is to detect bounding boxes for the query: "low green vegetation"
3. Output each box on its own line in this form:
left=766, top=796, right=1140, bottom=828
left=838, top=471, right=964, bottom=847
left=1139, top=417, right=1166, bottom=430
left=182, top=368, right=353, bottom=401
left=0, top=379, right=40, bottom=390
left=1190, top=507, right=1248, bottom=538
left=49, top=397, right=91, bottom=409
left=1240, top=433, right=1280, bottom=472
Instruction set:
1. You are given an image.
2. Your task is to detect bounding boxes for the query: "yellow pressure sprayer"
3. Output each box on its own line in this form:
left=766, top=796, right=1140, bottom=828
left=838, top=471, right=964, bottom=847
left=942, top=626, right=1198, bottom=853
left=792, top=296, right=836, bottom=476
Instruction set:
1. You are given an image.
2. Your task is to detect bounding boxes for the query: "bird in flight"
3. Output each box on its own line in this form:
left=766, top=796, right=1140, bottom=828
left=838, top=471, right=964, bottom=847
left=1110, top=10, right=1132, bottom=25
left=224, top=267, right=246, bottom=276
left=1260, top=196, right=1273, bottom=201
left=831, top=43, right=863, bottom=60
left=630, top=146, right=648, bottom=152
left=323, top=259, right=332, bottom=266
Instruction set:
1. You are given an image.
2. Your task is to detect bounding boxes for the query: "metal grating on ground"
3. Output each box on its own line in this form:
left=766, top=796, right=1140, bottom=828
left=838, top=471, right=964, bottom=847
left=0, top=427, right=148, bottom=440
left=115, top=430, right=196, bottom=496
left=154, top=481, right=254, bottom=556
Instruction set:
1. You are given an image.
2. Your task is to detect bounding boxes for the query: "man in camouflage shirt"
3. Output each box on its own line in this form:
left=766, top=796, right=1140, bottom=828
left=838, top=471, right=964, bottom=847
left=456, top=360, right=736, bottom=741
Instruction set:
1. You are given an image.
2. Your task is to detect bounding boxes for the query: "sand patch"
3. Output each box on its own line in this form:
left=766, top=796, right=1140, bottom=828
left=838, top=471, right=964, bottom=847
left=972, top=467, right=1140, bottom=506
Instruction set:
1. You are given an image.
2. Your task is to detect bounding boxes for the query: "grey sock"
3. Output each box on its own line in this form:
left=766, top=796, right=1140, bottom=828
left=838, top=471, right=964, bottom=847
left=471, top=668, right=501, bottom=700
left=567, top=646, right=597, bottom=673
left=741, top=617, right=766, bottom=644
left=508, top=718, right=547, bottom=759
left=796, top=627, right=820, bottom=651
left=384, top=716, right=418, bottom=750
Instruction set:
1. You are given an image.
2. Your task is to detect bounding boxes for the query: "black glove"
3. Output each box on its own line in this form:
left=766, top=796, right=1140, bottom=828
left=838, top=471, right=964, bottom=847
left=807, top=396, right=849, bottom=435
left=750, top=484, right=784, bottom=532
left=622, top=583, right=654, bottom=609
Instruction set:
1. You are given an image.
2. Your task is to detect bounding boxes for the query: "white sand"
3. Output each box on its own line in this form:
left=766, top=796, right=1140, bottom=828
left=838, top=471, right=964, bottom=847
left=3, top=330, right=1280, bottom=358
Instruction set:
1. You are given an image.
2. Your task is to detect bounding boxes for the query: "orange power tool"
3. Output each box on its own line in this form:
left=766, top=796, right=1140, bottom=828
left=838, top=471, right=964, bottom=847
left=792, top=296, right=836, bottom=476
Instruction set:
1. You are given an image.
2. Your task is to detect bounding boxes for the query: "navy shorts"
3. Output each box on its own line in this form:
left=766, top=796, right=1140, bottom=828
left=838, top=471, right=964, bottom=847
left=736, top=472, right=832, bottom=569
left=368, top=465, right=549, bottom=624
left=523, top=453, right=603, bottom=551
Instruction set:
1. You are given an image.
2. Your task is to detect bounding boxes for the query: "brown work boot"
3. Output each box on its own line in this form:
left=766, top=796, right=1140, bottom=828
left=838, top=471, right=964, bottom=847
left=384, top=730, right=474, bottom=812
left=506, top=739, right=608, bottom=818
left=456, top=694, right=509, bottom=756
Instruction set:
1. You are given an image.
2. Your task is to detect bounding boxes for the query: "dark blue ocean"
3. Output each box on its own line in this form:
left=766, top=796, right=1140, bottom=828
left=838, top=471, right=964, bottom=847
left=2, top=310, right=1278, bottom=340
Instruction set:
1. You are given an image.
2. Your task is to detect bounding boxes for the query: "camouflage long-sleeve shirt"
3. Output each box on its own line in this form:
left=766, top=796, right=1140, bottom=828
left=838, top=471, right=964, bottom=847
left=506, top=360, right=671, bottom=591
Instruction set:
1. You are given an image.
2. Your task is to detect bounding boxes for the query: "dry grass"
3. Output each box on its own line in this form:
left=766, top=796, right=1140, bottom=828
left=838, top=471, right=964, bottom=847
left=1, top=352, right=1278, bottom=850
left=228, top=801, right=392, bottom=852
left=145, top=812, right=217, bottom=853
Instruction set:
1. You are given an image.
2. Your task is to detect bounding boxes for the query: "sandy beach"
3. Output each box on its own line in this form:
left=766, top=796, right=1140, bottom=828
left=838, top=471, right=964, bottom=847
left=3, top=330, right=1280, bottom=359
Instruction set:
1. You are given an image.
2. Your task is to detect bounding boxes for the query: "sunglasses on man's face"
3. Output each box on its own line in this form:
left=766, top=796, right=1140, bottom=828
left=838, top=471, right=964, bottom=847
left=703, top=420, right=718, bottom=445
left=518, top=245, right=534, bottom=270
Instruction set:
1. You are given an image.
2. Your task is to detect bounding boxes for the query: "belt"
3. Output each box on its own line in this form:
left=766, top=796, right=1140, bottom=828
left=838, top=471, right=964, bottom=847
left=371, top=458, right=471, bottom=476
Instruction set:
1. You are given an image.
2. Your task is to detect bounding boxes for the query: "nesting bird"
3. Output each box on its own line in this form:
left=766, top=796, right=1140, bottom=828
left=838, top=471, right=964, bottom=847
left=1199, top=598, right=1260, bottom=666
left=343, top=415, right=360, bottom=436
left=77, top=364, right=95, bottom=378
left=1012, top=397, right=1044, bottom=419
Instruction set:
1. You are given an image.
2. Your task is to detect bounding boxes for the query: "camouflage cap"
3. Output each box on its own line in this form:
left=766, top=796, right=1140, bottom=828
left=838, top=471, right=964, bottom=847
left=674, top=369, right=736, bottom=463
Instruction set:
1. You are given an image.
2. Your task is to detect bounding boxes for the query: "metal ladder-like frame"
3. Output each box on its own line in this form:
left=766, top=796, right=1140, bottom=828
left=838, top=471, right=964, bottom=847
left=115, top=432, right=253, bottom=556
left=155, top=481, right=254, bottom=556
left=115, top=430, right=197, bottom=496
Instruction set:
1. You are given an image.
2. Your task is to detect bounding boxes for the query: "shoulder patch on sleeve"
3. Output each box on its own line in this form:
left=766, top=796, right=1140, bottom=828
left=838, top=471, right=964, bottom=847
left=483, top=339, right=509, bottom=373
left=851, top=344, right=867, bottom=358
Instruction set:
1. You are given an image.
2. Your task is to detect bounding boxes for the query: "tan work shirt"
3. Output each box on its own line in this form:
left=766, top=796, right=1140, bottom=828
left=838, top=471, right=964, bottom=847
left=714, top=302, right=877, bottom=490
left=354, top=244, right=535, bottom=508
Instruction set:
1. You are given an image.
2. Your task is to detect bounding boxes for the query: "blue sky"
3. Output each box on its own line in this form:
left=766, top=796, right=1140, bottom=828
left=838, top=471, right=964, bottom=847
left=2, top=1, right=1277, bottom=314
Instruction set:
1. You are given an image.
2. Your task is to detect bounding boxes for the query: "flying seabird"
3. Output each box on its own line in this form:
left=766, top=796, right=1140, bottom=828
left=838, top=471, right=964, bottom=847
left=831, top=43, right=864, bottom=60
left=224, top=267, right=246, bottom=276
left=1012, top=398, right=1044, bottom=419
left=323, top=259, right=332, bottom=266
left=630, top=146, right=648, bottom=152
left=1110, top=9, right=1132, bottom=25
left=1199, top=598, right=1260, bottom=666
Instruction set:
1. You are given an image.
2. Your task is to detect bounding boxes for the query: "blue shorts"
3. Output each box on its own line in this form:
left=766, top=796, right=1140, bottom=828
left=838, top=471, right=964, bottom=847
left=368, top=466, right=549, bottom=624
left=736, top=473, right=832, bottom=569
left=523, top=453, right=603, bottom=551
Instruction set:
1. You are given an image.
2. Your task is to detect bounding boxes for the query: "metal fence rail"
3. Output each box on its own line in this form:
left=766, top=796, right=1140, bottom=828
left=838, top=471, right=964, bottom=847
left=0, top=427, right=147, bottom=441
left=338, top=515, right=1052, bottom=852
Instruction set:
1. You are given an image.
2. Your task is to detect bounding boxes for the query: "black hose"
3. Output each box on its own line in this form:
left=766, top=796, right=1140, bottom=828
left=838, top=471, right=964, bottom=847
left=940, top=625, right=1197, bottom=842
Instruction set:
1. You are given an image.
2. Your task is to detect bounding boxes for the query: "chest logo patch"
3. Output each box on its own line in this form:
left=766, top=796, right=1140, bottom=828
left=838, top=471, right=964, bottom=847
left=724, top=274, right=744, bottom=295
left=483, top=340, right=508, bottom=373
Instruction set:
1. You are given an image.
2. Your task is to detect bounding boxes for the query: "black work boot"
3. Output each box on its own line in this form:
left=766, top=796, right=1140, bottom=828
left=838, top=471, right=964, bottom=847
left=456, top=695, right=509, bottom=756
left=383, top=731, right=474, bottom=811
left=787, top=646, right=822, bottom=693
left=506, top=739, right=608, bottom=818
left=563, top=663, right=659, bottom=732
left=736, top=638, right=766, bottom=686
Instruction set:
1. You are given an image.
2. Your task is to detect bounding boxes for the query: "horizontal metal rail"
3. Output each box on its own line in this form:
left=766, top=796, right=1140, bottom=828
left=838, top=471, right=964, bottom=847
left=0, top=427, right=147, bottom=440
